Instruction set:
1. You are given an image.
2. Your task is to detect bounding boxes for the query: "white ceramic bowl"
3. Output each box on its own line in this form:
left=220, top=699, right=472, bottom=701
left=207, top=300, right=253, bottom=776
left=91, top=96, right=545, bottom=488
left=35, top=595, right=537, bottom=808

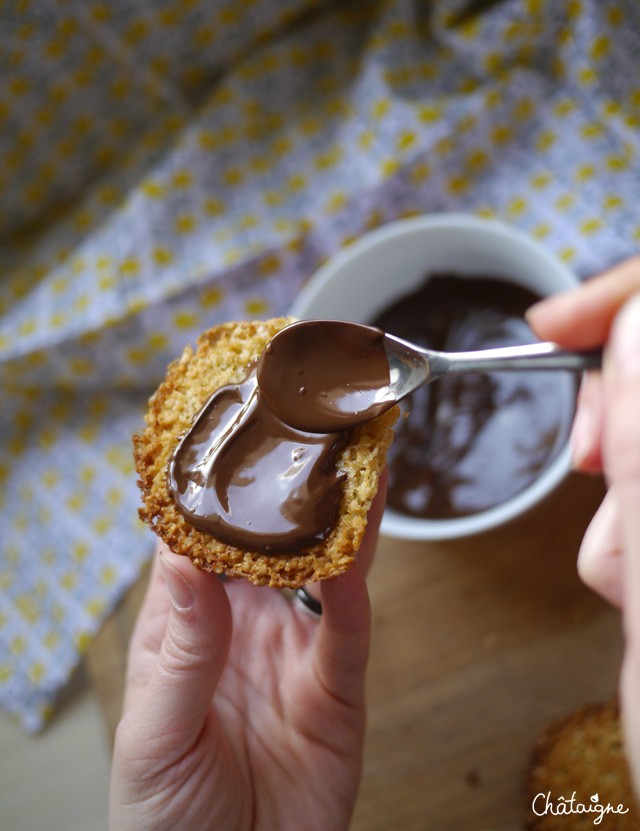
left=289, top=213, right=580, bottom=540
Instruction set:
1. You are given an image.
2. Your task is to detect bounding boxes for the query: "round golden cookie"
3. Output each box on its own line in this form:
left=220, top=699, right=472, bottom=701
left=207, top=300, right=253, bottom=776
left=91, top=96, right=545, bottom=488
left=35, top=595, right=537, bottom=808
left=525, top=701, right=640, bottom=830
left=134, top=317, right=398, bottom=588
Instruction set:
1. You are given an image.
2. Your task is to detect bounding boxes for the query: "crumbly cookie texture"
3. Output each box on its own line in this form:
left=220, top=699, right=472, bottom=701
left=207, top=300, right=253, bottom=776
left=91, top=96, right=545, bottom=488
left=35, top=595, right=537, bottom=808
left=525, top=700, right=640, bottom=830
left=134, top=317, right=398, bottom=588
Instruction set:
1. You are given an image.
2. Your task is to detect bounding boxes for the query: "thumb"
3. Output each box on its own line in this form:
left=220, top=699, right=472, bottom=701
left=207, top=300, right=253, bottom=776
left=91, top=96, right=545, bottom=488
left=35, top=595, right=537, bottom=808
left=604, top=294, right=640, bottom=635
left=132, top=550, right=232, bottom=756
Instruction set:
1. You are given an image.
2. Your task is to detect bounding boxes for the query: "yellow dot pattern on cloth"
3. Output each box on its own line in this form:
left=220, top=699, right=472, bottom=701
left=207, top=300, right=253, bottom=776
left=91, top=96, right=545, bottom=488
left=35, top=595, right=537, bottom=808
left=1, top=0, right=640, bottom=732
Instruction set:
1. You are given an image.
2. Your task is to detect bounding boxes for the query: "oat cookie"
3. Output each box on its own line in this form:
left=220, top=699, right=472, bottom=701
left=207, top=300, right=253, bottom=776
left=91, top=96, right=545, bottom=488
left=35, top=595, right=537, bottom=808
left=134, top=318, right=397, bottom=587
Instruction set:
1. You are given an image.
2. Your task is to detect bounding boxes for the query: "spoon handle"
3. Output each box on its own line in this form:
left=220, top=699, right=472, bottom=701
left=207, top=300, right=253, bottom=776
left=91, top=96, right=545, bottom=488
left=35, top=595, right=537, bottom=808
left=430, top=342, right=602, bottom=377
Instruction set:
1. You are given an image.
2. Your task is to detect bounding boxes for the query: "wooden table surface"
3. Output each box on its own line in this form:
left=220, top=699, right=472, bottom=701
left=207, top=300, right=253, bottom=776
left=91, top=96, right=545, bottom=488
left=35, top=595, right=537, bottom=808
left=87, top=471, right=621, bottom=831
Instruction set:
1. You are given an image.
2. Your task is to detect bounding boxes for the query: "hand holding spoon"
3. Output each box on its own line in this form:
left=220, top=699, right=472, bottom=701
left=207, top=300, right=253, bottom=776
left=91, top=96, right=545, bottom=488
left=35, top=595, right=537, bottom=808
left=257, top=320, right=601, bottom=433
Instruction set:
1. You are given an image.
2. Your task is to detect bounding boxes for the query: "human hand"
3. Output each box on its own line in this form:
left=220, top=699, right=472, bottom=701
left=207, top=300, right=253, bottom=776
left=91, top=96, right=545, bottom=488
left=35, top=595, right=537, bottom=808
left=527, top=256, right=640, bottom=605
left=109, top=476, right=387, bottom=831
left=527, top=256, right=640, bottom=778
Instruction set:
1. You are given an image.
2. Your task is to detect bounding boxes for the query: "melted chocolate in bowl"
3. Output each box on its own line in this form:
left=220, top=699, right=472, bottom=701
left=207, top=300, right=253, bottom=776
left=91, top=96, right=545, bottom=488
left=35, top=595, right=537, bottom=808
left=371, top=275, right=578, bottom=520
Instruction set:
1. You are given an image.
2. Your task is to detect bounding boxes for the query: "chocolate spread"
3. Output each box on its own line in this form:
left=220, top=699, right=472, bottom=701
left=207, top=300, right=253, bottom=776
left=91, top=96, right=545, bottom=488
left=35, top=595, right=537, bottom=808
left=168, top=366, right=352, bottom=552
left=372, top=275, right=577, bottom=520
left=257, top=319, right=394, bottom=432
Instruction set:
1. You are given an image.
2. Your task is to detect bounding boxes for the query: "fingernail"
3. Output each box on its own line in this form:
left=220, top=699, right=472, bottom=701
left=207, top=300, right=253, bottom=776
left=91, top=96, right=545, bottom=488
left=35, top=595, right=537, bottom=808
left=160, top=553, right=194, bottom=612
left=524, top=294, right=563, bottom=332
left=611, top=293, right=640, bottom=378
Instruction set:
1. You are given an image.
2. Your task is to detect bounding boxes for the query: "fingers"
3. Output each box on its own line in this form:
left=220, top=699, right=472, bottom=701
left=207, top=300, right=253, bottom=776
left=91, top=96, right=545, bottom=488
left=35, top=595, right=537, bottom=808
left=526, top=257, right=640, bottom=476
left=526, top=256, right=640, bottom=350
left=301, top=469, right=388, bottom=608
left=123, top=545, right=233, bottom=757
left=570, top=372, right=604, bottom=474
left=122, top=544, right=175, bottom=707
left=304, top=474, right=388, bottom=705
left=577, top=489, right=623, bottom=607
left=578, top=293, right=640, bottom=615
left=355, top=468, right=388, bottom=578
left=316, top=563, right=371, bottom=708
left=128, top=545, right=173, bottom=658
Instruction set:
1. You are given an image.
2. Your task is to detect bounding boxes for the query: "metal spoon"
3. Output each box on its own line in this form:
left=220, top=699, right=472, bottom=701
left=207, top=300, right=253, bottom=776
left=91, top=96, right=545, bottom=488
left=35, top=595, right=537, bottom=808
left=257, top=320, right=601, bottom=433
left=386, top=332, right=602, bottom=403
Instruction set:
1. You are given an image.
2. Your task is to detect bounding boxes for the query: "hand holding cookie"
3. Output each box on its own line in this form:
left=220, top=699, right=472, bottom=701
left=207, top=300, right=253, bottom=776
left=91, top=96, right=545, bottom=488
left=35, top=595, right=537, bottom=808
left=109, top=480, right=386, bottom=831
left=111, top=317, right=395, bottom=829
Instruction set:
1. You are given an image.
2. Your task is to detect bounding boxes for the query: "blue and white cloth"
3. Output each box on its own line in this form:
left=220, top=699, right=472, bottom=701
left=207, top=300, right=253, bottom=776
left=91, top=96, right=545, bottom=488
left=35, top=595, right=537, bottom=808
left=1, top=0, right=639, bottom=731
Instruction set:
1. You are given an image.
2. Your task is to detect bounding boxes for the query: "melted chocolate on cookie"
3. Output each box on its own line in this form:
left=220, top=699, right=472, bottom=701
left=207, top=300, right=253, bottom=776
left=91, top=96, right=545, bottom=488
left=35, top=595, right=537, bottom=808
left=168, top=366, right=352, bottom=552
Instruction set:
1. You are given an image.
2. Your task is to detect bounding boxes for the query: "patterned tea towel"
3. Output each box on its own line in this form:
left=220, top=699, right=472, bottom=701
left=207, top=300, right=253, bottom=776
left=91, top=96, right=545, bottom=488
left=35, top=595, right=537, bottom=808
left=1, top=0, right=639, bottom=731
